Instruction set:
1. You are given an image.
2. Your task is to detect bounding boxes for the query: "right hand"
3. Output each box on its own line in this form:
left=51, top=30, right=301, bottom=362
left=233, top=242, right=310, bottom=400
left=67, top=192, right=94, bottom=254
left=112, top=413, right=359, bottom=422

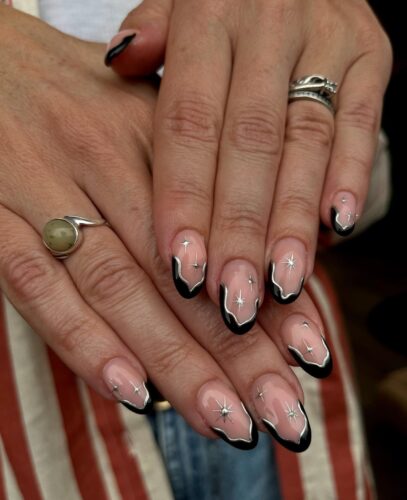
left=0, top=5, right=332, bottom=452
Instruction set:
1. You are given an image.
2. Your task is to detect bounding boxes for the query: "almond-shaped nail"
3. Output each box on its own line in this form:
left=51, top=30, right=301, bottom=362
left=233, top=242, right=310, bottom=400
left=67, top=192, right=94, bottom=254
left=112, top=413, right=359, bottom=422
left=268, top=238, right=306, bottom=304
left=171, top=229, right=207, bottom=299
left=219, top=260, right=260, bottom=335
left=252, top=374, right=311, bottom=453
left=330, top=191, right=357, bottom=236
left=197, top=381, right=258, bottom=450
left=103, top=358, right=152, bottom=414
left=105, top=30, right=137, bottom=66
left=281, top=314, right=333, bottom=378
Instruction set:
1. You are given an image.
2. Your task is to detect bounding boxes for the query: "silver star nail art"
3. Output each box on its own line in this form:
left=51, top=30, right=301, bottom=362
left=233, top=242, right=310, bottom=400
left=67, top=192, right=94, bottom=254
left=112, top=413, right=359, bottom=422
left=303, top=339, right=314, bottom=357
left=248, top=275, right=256, bottom=290
left=233, top=290, right=245, bottom=309
left=255, top=386, right=267, bottom=402
left=192, top=253, right=201, bottom=270
left=282, top=253, right=296, bottom=273
left=181, top=237, right=191, bottom=252
left=285, top=402, right=299, bottom=422
left=212, top=398, right=234, bottom=423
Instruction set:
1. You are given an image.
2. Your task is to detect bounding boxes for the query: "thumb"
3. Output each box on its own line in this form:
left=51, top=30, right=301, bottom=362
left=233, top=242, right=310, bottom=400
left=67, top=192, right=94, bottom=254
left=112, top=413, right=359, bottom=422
left=105, top=0, right=173, bottom=76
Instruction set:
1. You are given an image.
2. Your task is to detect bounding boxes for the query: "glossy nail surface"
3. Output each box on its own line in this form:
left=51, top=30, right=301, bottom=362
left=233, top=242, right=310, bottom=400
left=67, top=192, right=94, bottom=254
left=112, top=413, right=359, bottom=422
left=197, top=381, right=258, bottom=450
left=269, top=238, right=306, bottom=304
left=252, top=374, right=311, bottom=453
left=281, top=315, right=332, bottom=378
left=330, top=191, right=356, bottom=236
left=171, top=230, right=207, bottom=299
left=103, top=358, right=152, bottom=414
left=105, top=30, right=137, bottom=66
left=219, top=260, right=260, bottom=335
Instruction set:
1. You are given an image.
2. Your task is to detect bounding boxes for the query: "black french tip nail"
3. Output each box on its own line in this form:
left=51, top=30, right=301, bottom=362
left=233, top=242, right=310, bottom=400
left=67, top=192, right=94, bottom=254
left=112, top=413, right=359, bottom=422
left=268, top=262, right=304, bottom=305
left=288, top=343, right=333, bottom=379
left=120, top=396, right=153, bottom=415
left=104, top=33, right=136, bottom=66
left=172, top=256, right=205, bottom=299
left=330, top=207, right=355, bottom=237
left=219, top=284, right=258, bottom=335
left=212, top=420, right=259, bottom=451
left=263, top=402, right=312, bottom=453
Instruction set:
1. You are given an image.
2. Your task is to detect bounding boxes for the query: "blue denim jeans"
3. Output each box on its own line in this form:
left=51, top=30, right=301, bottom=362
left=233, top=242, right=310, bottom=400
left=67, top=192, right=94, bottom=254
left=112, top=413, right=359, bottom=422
left=149, top=409, right=282, bottom=500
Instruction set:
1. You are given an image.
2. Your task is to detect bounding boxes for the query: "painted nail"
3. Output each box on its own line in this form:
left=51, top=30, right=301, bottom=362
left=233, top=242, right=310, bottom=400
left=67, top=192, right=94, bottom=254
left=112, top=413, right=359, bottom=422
left=197, top=381, right=258, bottom=450
left=281, top=315, right=333, bottom=378
left=171, top=230, right=207, bottom=299
left=252, top=374, right=311, bottom=453
left=104, top=30, right=137, bottom=66
left=219, top=260, right=260, bottom=335
left=103, top=358, right=152, bottom=414
left=268, top=238, right=306, bottom=304
left=330, top=191, right=357, bottom=236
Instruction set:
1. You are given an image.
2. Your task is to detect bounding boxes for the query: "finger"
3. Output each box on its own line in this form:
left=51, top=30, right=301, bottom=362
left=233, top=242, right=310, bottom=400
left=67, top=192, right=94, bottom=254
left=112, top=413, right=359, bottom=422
left=153, top=1, right=232, bottom=299
left=258, top=290, right=333, bottom=380
left=11, top=177, right=261, bottom=450
left=0, top=206, right=155, bottom=414
left=207, top=5, right=303, bottom=333
left=266, top=50, right=346, bottom=305
left=105, top=0, right=172, bottom=75
left=85, top=155, right=314, bottom=453
left=320, top=42, right=392, bottom=236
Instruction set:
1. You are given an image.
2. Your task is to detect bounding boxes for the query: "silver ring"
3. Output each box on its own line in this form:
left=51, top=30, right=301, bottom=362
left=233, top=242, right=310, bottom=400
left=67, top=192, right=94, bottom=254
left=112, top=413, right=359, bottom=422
left=42, top=215, right=108, bottom=259
left=289, top=74, right=338, bottom=113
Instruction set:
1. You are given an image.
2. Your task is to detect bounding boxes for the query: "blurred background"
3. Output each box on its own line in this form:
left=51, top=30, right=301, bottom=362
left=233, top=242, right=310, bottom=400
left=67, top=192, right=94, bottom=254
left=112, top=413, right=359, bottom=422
left=320, top=3, right=406, bottom=499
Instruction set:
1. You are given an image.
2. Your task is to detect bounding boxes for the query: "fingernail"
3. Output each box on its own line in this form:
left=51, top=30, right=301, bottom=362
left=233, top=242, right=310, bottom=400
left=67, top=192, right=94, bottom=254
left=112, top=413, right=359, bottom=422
left=219, top=260, right=260, bottom=335
left=252, top=374, right=311, bottom=453
left=330, top=191, right=357, bottom=236
left=103, top=358, right=152, bottom=414
left=268, top=238, right=306, bottom=304
left=197, top=380, right=258, bottom=450
left=281, top=315, right=333, bottom=378
left=104, top=30, right=137, bottom=66
left=171, top=230, right=207, bottom=299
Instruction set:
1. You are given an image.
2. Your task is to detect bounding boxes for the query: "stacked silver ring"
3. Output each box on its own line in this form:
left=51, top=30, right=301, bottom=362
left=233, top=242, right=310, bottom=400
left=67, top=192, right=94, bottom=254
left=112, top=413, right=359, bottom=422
left=288, top=74, right=338, bottom=113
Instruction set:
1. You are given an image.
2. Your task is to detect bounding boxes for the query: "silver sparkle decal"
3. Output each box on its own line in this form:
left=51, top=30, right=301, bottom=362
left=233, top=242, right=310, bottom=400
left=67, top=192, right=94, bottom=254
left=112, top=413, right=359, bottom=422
left=233, top=290, right=246, bottom=310
left=221, top=285, right=259, bottom=327
left=256, top=386, right=267, bottom=402
left=262, top=400, right=308, bottom=445
left=282, top=253, right=296, bottom=273
left=181, top=237, right=191, bottom=252
left=303, top=339, right=314, bottom=356
left=270, top=262, right=304, bottom=301
left=288, top=336, right=330, bottom=368
left=211, top=402, right=254, bottom=444
left=302, top=321, right=310, bottom=328
left=110, top=379, right=150, bottom=410
left=192, top=253, right=201, bottom=270
left=341, top=196, right=347, bottom=204
left=173, top=255, right=207, bottom=293
left=285, top=402, right=299, bottom=422
left=212, top=398, right=234, bottom=423
left=248, top=275, right=256, bottom=290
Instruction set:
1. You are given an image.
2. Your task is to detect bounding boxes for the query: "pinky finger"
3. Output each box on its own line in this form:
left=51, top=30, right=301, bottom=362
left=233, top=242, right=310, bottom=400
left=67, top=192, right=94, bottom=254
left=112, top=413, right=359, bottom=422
left=0, top=207, right=152, bottom=414
left=320, top=44, right=392, bottom=236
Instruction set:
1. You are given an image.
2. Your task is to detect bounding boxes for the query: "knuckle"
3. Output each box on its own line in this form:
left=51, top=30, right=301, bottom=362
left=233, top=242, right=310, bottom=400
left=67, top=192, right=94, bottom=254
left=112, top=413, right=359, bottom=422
left=78, top=252, right=143, bottom=306
left=56, top=314, right=99, bottom=354
left=286, top=108, right=333, bottom=149
left=210, top=325, right=261, bottom=361
left=226, top=105, right=283, bottom=158
left=277, top=189, right=318, bottom=222
left=4, top=251, right=54, bottom=303
left=338, top=98, right=380, bottom=134
left=163, top=176, right=213, bottom=214
left=146, top=339, right=192, bottom=377
left=218, top=199, right=266, bottom=238
left=161, top=94, right=221, bottom=149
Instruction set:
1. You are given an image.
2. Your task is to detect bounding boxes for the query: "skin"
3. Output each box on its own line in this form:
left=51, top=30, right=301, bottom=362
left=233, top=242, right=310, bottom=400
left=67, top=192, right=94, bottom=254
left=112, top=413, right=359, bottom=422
left=109, top=0, right=393, bottom=319
left=0, top=4, right=329, bottom=442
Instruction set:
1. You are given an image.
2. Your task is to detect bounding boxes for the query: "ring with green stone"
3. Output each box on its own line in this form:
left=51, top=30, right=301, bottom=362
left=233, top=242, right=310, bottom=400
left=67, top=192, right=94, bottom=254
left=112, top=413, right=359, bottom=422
left=42, top=216, right=108, bottom=259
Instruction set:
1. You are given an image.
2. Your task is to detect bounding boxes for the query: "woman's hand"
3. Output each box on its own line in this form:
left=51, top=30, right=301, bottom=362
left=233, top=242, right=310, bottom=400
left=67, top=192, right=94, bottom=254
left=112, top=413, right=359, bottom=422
left=0, top=5, right=332, bottom=453
left=106, top=0, right=392, bottom=333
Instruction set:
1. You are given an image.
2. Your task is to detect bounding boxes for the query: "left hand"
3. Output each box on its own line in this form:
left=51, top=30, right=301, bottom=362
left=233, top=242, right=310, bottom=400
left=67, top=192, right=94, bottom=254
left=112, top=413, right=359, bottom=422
left=105, top=0, right=392, bottom=333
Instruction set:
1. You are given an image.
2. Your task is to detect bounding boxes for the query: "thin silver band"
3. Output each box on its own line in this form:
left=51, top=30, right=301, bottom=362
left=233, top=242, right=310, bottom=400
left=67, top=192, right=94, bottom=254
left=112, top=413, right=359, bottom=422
left=288, top=74, right=338, bottom=114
